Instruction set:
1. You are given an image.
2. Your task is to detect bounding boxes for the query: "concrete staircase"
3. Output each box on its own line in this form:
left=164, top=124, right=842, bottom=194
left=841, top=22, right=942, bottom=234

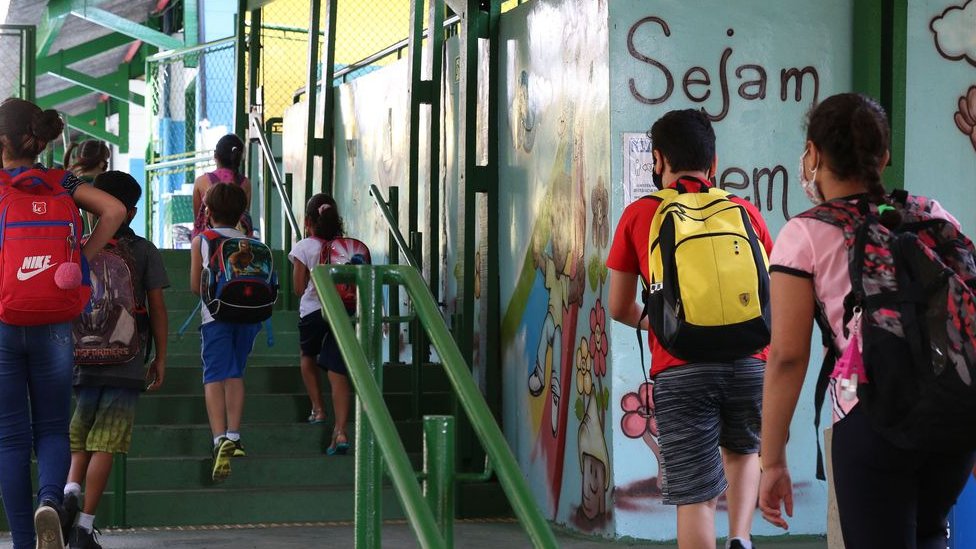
left=1, top=249, right=508, bottom=531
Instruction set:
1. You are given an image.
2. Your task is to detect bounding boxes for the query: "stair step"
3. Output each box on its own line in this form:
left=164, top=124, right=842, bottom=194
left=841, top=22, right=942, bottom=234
left=135, top=392, right=453, bottom=425
left=128, top=421, right=427, bottom=457
left=163, top=334, right=301, bottom=358
left=165, top=308, right=301, bottom=333
left=122, top=453, right=425, bottom=490
left=152, top=362, right=453, bottom=394
left=107, top=485, right=406, bottom=527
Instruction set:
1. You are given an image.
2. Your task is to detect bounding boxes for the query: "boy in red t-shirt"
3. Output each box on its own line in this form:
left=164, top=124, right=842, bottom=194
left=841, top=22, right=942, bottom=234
left=607, top=109, right=772, bottom=549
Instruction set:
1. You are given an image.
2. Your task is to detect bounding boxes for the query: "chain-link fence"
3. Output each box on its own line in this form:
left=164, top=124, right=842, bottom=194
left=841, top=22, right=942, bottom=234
left=146, top=39, right=237, bottom=248
left=0, top=25, right=33, bottom=101
left=253, top=0, right=418, bottom=122
left=251, top=1, right=323, bottom=123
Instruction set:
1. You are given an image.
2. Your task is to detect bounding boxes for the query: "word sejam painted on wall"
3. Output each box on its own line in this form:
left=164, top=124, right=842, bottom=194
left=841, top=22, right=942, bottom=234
left=623, top=15, right=827, bottom=221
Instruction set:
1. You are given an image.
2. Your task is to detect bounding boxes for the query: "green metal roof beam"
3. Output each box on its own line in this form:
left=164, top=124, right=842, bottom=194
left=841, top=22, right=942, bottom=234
left=36, top=12, right=68, bottom=57
left=38, top=0, right=113, bottom=57
left=69, top=6, right=182, bottom=51
left=63, top=105, right=123, bottom=148
left=46, top=65, right=145, bottom=107
left=37, top=32, right=134, bottom=74
left=36, top=85, right=92, bottom=109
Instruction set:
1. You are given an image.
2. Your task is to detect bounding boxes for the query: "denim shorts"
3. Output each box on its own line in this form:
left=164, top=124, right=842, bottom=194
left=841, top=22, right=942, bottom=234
left=652, top=358, right=764, bottom=505
left=298, top=311, right=347, bottom=376
left=200, top=321, right=261, bottom=383
left=69, top=386, right=139, bottom=454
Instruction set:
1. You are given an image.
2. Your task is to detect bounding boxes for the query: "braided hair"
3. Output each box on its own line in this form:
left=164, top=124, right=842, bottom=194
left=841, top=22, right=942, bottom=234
left=806, top=93, right=900, bottom=227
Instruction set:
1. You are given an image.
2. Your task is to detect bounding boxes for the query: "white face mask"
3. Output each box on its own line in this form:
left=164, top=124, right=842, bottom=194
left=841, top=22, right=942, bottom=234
left=799, top=149, right=823, bottom=205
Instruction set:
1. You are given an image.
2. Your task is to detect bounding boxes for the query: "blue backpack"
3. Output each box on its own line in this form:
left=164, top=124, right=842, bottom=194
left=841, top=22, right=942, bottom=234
left=200, top=230, right=277, bottom=323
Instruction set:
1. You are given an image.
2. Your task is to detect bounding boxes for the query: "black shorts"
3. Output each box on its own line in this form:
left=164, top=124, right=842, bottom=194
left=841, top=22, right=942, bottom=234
left=652, top=358, right=764, bottom=505
left=298, top=311, right=347, bottom=375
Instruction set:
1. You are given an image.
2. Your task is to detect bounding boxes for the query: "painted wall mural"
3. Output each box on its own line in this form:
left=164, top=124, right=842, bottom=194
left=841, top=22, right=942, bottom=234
left=498, top=0, right=613, bottom=535
left=907, top=0, right=976, bottom=233
left=315, top=0, right=974, bottom=542
left=608, top=0, right=853, bottom=540
left=929, top=0, right=976, bottom=154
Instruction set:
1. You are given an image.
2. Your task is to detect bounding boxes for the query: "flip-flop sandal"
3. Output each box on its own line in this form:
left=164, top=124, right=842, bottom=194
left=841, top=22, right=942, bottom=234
left=307, top=411, right=327, bottom=424
left=327, top=432, right=350, bottom=455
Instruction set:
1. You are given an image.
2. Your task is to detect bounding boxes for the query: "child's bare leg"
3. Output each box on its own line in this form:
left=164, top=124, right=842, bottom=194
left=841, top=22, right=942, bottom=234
left=81, top=452, right=114, bottom=513
left=68, top=451, right=91, bottom=485
left=300, top=356, right=325, bottom=419
left=204, top=381, right=227, bottom=437
left=224, top=378, right=245, bottom=434
left=328, top=371, right=351, bottom=437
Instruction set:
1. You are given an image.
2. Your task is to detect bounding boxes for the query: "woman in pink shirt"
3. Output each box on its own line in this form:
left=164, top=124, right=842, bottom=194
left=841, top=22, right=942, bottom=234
left=760, top=93, right=975, bottom=548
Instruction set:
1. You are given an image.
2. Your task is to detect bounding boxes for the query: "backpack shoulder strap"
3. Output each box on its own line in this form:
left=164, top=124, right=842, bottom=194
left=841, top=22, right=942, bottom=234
left=646, top=188, right=678, bottom=203
left=704, top=186, right=732, bottom=200
left=811, top=304, right=840, bottom=481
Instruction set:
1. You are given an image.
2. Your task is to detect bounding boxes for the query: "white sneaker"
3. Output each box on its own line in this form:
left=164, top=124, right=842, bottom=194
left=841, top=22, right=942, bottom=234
left=34, top=504, right=65, bottom=549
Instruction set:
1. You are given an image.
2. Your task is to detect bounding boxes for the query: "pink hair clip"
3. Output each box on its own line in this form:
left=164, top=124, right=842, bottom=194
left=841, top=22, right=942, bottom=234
left=318, top=203, right=332, bottom=215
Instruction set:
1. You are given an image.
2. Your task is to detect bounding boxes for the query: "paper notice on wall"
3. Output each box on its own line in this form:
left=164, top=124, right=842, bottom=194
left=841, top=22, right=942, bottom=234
left=623, top=132, right=657, bottom=206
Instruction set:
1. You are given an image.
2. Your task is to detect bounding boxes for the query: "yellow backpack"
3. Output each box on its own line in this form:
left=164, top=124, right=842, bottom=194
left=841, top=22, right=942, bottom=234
left=641, top=184, right=771, bottom=362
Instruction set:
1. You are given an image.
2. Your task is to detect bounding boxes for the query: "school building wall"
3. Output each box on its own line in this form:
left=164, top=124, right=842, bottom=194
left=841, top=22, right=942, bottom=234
left=299, top=0, right=976, bottom=541
left=904, top=0, right=976, bottom=232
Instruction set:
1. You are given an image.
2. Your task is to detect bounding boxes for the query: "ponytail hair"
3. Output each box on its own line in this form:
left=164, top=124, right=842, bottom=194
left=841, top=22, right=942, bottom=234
left=64, top=139, right=110, bottom=175
left=215, top=134, right=245, bottom=173
left=806, top=93, right=901, bottom=228
left=0, top=98, right=64, bottom=162
left=305, top=193, right=344, bottom=240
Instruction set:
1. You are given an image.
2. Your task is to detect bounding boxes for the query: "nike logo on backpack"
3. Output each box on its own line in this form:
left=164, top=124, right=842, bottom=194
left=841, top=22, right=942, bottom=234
left=16, top=255, right=56, bottom=281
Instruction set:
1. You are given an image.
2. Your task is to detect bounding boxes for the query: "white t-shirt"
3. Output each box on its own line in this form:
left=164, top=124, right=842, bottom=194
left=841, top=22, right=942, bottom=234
left=288, top=237, right=326, bottom=317
left=198, top=227, right=246, bottom=324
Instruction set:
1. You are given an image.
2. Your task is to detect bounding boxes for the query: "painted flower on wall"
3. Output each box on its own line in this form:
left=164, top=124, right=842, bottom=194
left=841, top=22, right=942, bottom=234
left=954, top=85, right=976, bottom=152
left=576, top=337, right=593, bottom=395
left=589, top=299, right=608, bottom=378
left=620, top=382, right=657, bottom=438
left=591, top=177, right=609, bottom=249
left=620, top=381, right=665, bottom=491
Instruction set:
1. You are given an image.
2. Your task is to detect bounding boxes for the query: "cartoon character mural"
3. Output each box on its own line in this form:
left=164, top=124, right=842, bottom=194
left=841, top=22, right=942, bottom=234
left=522, top=111, right=592, bottom=519
left=929, top=0, right=976, bottom=153
left=499, top=0, right=612, bottom=531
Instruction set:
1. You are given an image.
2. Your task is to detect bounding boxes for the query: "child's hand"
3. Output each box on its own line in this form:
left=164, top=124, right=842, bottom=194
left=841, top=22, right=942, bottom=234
left=146, top=358, right=166, bottom=391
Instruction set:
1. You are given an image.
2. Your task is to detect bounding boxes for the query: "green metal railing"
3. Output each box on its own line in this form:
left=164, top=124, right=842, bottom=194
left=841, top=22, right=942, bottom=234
left=312, top=264, right=557, bottom=548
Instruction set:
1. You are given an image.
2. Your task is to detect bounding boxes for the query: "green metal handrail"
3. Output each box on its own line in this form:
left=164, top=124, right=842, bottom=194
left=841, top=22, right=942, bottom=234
left=369, top=184, right=419, bottom=271
left=312, top=264, right=557, bottom=548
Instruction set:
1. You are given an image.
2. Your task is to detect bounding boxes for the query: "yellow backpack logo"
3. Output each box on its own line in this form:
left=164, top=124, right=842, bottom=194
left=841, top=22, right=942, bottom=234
left=642, top=185, right=771, bottom=361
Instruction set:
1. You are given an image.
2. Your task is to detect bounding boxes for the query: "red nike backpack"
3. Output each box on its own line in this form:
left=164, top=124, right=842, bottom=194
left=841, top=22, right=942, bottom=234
left=0, top=167, right=90, bottom=325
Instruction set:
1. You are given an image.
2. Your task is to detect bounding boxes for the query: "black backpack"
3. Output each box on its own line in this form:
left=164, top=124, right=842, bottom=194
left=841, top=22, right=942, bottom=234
left=800, top=191, right=976, bottom=479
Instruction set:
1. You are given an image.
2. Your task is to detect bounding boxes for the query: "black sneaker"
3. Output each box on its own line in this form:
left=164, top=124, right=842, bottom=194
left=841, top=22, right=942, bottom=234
left=35, top=500, right=66, bottom=549
left=727, top=539, right=755, bottom=549
left=68, top=526, right=102, bottom=549
left=61, top=492, right=79, bottom=541
left=231, top=439, right=246, bottom=458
